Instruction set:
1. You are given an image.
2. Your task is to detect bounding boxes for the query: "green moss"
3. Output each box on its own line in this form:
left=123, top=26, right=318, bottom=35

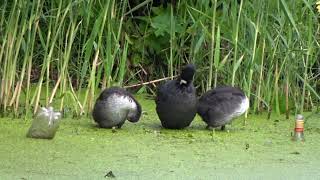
left=0, top=97, right=320, bottom=179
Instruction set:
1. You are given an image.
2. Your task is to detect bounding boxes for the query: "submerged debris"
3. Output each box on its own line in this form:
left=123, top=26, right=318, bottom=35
left=263, top=139, right=273, bottom=147
left=290, top=151, right=300, bottom=155
left=245, top=143, right=250, bottom=150
left=105, top=171, right=116, bottom=178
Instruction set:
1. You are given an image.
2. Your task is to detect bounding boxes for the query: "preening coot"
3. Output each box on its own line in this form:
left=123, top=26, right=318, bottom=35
left=197, top=86, right=249, bottom=130
left=92, top=87, right=142, bottom=128
left=155, top=64, right=197, bottom=129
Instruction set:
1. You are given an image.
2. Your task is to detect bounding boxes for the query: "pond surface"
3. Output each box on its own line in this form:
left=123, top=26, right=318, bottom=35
left=0, top=97, right=320, bottom=179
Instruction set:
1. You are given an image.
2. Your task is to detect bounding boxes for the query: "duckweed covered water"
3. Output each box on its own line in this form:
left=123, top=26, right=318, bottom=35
left=0, top=97, right=320, bottom=179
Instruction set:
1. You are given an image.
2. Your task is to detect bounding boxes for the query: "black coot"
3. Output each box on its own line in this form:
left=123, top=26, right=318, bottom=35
left=92, top=87, right=142, bottom=128
left=197, top=86, right=249, bottom=130
left=155, top=64, right=197, bottom=129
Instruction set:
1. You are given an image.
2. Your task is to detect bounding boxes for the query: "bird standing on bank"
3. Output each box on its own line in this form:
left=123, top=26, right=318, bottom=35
left=155, top=64, right=197, bottom=129
left=197, top=86, right=249, bottom=130
left=92, top=87, right=142, bottom=128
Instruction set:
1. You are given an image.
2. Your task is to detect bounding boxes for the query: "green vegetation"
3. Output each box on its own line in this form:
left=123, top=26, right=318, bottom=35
left=0, top=0, right=319, bottom=117
left=1, top=97, right=320, bottom=179
left=1, top=2, right=320, bottom=179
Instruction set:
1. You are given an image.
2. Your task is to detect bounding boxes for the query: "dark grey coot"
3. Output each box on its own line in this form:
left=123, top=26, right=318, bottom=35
left=197, top=86, right=249, bottom=130
left=92, top=87, right=142, bottom=128
left=155, top=64, right=197, bottom=129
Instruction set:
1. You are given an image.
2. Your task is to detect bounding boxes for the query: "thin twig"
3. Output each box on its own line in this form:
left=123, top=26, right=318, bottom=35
left=124, top=75, right=178, bottom=89
left=124, top=0, right=153, bottom=16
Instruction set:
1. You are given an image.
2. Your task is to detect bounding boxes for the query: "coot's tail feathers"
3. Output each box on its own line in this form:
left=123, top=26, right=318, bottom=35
left=212, top=86, right=246, bottom=96
left=179, top=64, right=196, bottom=85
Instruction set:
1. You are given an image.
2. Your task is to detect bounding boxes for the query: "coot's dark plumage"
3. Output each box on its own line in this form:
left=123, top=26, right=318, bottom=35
left=197, top=86, right=249, bottom=130
left=155, top=64, right=197, bottom=129
left=92, top=87, right=142, bottom=128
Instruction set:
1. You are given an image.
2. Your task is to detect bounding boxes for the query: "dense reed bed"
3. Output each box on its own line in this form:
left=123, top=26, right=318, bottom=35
left=0, top=0, right=319, bottom=118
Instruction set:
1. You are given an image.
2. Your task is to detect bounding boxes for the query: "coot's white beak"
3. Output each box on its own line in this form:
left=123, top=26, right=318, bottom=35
left=180, top=79, right=187, bottom=85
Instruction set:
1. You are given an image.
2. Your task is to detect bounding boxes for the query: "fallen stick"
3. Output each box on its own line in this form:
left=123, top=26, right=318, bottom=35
left=124, top=75, right=178, bottom=88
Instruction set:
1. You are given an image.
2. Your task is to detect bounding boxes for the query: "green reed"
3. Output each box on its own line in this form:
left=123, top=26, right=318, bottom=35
left=0, top=0, right=319, bottom=118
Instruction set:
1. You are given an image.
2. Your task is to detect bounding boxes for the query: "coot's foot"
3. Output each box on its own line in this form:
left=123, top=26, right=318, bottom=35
left=112, top=126, right=117, bottom=133
left=221, top=125, right=226, bottom=131
left=116, top=122, right=125, bottom=128
left=206, top=125, right=214, bottom=130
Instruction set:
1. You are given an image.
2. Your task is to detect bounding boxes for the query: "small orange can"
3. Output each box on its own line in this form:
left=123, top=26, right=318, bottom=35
left=292, top=114, right=305, bottom=141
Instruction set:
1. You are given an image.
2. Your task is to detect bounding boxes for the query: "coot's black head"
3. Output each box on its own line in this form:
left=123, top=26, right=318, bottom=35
left=127, top=100, right=142, bottom=123
left=179, top=64, right=196, bottom=85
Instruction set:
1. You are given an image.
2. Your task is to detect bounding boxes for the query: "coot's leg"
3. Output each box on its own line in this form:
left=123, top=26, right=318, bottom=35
left=206, top=125, right=214, bottom=130
left=116, top=121, right=125, bottom=128
left=111, top=126, right=117, bottom=133
left=221, top=125, right=226, bottom=131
